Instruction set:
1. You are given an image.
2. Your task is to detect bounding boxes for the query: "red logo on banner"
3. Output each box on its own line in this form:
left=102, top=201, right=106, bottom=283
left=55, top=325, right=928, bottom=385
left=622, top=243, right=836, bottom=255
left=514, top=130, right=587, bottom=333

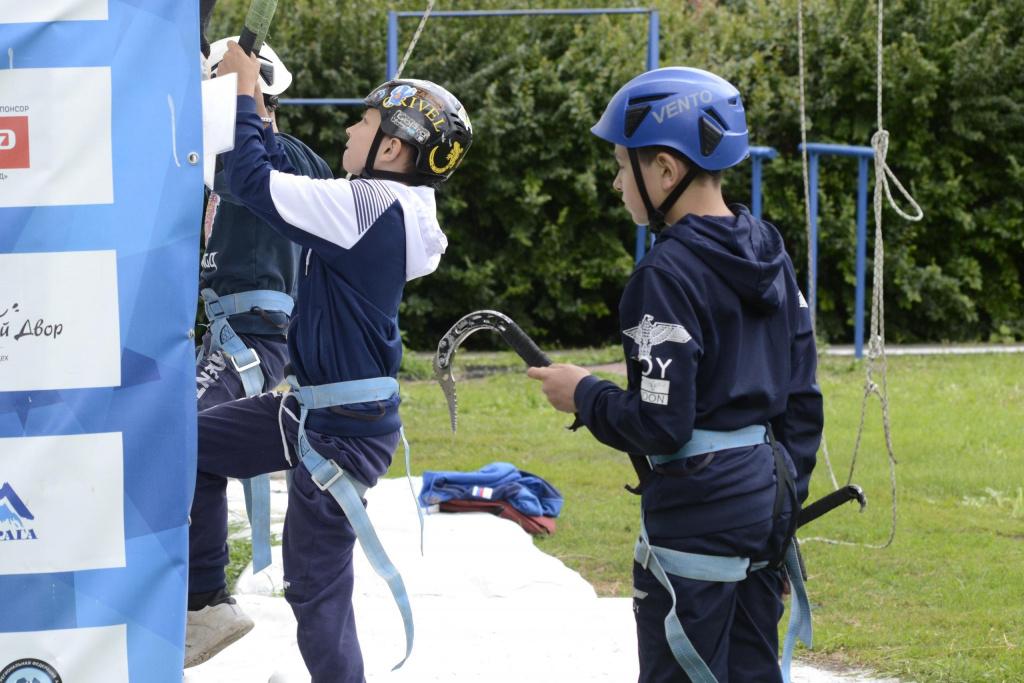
left=0, top=116, right=30, bottom=169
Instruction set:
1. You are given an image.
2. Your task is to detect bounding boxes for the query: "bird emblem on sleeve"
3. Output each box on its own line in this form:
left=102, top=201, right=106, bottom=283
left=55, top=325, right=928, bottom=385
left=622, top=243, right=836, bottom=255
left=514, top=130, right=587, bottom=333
left=622, top=314, right=692, bottom=362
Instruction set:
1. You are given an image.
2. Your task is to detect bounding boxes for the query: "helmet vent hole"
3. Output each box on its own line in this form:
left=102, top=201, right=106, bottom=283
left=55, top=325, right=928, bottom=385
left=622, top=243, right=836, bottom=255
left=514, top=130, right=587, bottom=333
left=624, top=105, right=652, bottom=138
left=728, top=97, right=738, bottom=105
left=699, top=117, right=724, bottom=156
left=703, top=106, right=729, bottom=131
left=627, top=93, right=670, bottom=105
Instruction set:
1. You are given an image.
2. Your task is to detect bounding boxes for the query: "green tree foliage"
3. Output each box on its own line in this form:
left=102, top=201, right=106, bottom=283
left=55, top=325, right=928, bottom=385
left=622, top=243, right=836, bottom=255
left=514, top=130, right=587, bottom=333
left=210, top=0, right=1024, bottom=348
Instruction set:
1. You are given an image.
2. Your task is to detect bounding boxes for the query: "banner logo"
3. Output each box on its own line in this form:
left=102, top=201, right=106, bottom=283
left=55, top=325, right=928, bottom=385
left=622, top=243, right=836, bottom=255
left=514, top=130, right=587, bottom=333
left=0, top=116, right=30, bottom=169
left=0, top=68, right=113, bottom=208
left=0, top=482, right=37, bottom=542
left=0, top=658, right=63, bottom=683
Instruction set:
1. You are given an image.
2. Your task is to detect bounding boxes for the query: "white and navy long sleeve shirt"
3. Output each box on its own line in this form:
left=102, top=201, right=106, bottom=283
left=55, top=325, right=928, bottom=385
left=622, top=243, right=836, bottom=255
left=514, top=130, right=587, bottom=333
left=222, top=95, right=448, bottom=438
left=573, top=207, right=823, bottom=502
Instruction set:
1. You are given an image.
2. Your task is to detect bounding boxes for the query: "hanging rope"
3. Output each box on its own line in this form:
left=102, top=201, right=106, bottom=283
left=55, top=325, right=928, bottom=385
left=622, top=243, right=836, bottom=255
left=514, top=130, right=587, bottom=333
left=796, top=0, right=840, bottom=491
left=799, top=0, right=923, bottom=549
left=393, top=0, right=436, bottom=80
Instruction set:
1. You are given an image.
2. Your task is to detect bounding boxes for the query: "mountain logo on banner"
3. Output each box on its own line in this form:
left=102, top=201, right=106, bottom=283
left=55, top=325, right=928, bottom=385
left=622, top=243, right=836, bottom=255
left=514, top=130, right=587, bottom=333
left=0, top=482, right=38, bottom=541
left=0, top=116, right=30, bottom=169
left=0, top=657, right=63, bottom=683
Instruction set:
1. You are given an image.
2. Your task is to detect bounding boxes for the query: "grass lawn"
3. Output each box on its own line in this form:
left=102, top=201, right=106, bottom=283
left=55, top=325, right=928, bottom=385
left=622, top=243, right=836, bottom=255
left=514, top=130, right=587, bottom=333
left=393, top=352, right=1024, bottom=682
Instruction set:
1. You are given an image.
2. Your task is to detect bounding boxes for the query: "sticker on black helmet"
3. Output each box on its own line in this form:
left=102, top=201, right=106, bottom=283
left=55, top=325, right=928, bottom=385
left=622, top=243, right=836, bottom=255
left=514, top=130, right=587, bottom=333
left=384, top=84, right=416, bottom=108
left=428, top=141, right=464, bottom=175
left=456, top=105, right=472, bottom=133
left=391, top=110, right=431, bottom=143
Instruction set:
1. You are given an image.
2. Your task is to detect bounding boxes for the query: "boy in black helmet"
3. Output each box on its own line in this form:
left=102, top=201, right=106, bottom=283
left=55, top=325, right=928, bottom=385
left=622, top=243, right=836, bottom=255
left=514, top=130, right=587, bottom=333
left=530, top=67, right=821, bottom=683
left=186, top=41, right=472, bottom=681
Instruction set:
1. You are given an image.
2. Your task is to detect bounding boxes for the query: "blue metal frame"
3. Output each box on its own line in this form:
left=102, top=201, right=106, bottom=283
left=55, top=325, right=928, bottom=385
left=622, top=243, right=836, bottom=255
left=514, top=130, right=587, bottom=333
left=749, top=146, right=779, bottom=219
left=799, top=142, right=874, bottom=358
left=283, top=7, right=662, bottom=264
left=383, top=8, right=660, bottom=265
left=386, top=8, right=659, bottom=81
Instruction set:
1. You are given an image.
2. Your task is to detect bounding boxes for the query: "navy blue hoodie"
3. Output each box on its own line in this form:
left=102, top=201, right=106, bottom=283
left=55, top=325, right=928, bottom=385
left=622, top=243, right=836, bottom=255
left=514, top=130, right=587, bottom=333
left=574, top=207, right=823, bottom=502
left=222, top=96, right=448, bottom=438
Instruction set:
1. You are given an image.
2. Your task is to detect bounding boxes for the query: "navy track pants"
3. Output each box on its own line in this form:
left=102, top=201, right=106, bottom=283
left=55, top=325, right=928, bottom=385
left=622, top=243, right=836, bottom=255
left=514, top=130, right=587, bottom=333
left=190, top=333, right=398, bottom=682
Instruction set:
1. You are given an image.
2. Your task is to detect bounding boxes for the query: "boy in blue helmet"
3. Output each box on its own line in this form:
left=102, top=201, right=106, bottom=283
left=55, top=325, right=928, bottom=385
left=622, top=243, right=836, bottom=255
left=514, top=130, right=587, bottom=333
left=529, top=67, right=822, bottom=682
left=185, top=42, right=472, bottom=681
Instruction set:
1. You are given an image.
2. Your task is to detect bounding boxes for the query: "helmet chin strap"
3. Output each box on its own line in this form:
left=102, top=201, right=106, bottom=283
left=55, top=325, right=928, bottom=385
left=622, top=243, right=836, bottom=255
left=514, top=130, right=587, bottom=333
left=627, top=148, right=701, bottom=230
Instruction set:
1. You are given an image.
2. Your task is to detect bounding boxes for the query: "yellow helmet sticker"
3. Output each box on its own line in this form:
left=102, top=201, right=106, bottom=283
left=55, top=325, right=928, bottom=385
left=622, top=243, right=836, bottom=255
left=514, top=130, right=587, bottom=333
left=428, top=141, right=464, bottom=174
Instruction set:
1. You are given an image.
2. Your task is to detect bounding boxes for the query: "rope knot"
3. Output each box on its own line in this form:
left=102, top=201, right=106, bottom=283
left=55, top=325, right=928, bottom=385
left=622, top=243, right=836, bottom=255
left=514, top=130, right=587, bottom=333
left=871, top=128, right=924, bottom=223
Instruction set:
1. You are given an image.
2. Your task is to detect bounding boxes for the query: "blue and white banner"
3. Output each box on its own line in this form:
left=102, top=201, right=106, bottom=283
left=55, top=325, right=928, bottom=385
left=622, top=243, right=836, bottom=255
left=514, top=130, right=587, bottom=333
left=0, top=1, right=201, bottom=681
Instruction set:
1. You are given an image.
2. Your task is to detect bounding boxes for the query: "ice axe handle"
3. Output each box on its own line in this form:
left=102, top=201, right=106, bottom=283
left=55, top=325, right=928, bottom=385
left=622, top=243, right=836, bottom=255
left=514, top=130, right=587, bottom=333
left=504, top=323, right=551, bottom=368
left=237, top=0, right=278, bottom=56
left=797, top=484, right=866, bottom=528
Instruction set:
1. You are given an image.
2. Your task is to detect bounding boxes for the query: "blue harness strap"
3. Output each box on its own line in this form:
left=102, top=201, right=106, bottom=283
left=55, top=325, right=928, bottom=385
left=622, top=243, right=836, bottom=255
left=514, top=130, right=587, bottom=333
left=286, top=374, right=416, bottom=670
left=781, top=540, right=813, bottom=682
left=200, top=287, right=294, bottom=573
left=636, top=426, right=812, bottom=683
left=647, top=425, right=767, bottom=466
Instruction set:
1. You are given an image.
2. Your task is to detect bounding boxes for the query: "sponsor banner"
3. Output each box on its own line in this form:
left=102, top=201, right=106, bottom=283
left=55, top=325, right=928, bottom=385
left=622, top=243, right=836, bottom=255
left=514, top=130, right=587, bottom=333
left=0, top=251, right=120, bottom=392
left=0, top=433, right=124, bottom=575
left=0, top=624, right=128, bottom=682
left=0, top=68, right=112, bottom=208
left=0, top=0, right=108, bottom=25
left=1, top=1, right=200, bottom=677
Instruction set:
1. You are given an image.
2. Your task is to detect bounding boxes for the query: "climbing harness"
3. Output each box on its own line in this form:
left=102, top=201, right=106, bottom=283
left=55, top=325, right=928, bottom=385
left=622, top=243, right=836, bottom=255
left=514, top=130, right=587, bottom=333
left=200, top=286, right=294, bottom=572
left=638, top=426, right=810, bottom=683
left=283, top=374, right=417, bottom=670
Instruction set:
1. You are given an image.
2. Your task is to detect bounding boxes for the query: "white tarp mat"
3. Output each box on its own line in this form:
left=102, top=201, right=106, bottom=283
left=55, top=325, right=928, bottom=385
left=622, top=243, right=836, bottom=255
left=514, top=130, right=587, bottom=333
left=184, top=477, right=897, bottom=683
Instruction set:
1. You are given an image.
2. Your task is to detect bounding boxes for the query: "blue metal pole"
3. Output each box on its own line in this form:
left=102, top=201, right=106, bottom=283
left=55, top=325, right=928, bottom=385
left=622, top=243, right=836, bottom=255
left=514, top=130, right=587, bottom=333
left=855, top=156, right=869, bottom=359
left=634, top=224, right=649, bottom=263
left=396, top=9, right=651, bottom=18
left=386, top=11, right=398, bottom=80
left=808, top=152, right=820, bottom=311
left=279, top=98, right=365, bottom=106
left=751, top=156, right=763, bottom=218
left=748, top=146, right=778, bottom=219
left=646, top=10, right=659, bottom=72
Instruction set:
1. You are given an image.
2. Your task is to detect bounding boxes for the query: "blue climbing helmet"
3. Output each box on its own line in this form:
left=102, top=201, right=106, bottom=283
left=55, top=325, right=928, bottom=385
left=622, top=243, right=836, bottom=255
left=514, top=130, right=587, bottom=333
left=592, top=67, right=749, bottom=224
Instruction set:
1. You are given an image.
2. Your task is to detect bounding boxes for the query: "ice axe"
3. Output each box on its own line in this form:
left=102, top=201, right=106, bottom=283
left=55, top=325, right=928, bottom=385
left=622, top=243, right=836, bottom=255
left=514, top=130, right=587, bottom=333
left=433, top=310, right=551, bottom=432
left=798, top=484, right=867, bottom=528
left=237, top=0, right=278, bottom=56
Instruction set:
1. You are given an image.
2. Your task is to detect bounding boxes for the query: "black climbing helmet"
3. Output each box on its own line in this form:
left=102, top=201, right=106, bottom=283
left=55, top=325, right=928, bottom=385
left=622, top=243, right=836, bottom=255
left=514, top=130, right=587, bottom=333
left=363, top=78, right=473, bottom=185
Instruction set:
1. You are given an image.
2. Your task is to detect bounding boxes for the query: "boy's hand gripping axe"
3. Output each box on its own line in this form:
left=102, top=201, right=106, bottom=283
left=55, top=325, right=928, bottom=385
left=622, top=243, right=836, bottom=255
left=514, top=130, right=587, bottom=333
left=433, top=310, right=551, bottom=432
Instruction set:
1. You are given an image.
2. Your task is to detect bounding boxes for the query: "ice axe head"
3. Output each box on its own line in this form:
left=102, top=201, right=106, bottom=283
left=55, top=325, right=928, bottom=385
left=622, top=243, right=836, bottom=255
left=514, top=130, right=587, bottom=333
left=432, top=310, right=551, bottom=433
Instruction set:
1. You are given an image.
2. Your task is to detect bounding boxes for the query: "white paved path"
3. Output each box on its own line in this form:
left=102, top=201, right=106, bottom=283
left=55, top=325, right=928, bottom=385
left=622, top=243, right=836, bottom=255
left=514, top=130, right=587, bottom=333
left=184, top=478, right=898, bottom=683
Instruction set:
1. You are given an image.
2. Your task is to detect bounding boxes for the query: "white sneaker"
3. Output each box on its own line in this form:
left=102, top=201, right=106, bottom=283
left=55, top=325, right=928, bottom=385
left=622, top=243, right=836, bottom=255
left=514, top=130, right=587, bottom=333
left=184, top=601, right=255, bottom=668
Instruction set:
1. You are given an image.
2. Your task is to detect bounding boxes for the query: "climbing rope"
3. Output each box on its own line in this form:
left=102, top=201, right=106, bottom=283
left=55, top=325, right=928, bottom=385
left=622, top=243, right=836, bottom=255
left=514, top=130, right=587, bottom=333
left=393, top=0, right=436, bottom=80
left=798, top=0, right=923, bottom=549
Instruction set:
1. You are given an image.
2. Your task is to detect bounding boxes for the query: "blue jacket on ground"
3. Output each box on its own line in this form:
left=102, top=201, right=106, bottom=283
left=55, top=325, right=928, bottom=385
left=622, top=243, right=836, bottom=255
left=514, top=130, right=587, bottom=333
left=573, top=206, right=823, bottom=502
left=419, top=462, right=564, bottom=517
left=221, top=95, right=448, bottom=438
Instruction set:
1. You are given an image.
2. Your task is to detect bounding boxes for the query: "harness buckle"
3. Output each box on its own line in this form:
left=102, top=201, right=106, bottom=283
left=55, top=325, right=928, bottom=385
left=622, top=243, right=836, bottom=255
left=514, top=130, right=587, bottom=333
left=230, top=348, right=261, bottom=374
left=312, top=458, right=345, bottom=492
left=639, top=539, right=652, bottom=570
left=203, top=294, right=227, bottom=320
